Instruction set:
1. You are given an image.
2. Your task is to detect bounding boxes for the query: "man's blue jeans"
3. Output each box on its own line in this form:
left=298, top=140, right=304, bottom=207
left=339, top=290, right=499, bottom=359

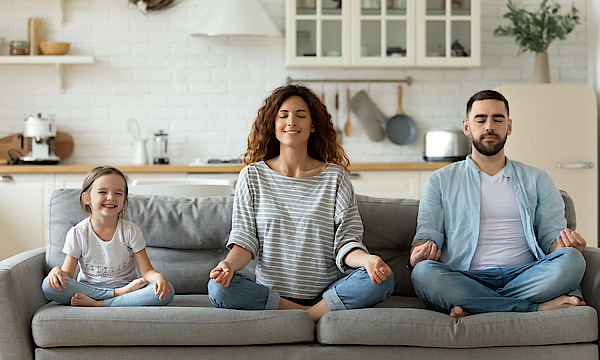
left=42, top=276, right=174, bottom=307
left=208, top=267, right=395, bottom=311
left=411, top=247, right=586, bottom=314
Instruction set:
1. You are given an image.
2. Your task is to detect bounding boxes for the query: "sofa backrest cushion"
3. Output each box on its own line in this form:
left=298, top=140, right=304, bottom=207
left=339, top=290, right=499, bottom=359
left=46, top=188, right=575, bottom=297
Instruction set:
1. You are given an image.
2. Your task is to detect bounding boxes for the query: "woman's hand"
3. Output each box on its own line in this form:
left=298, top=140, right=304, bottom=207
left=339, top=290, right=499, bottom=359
left=210, top=261, right=234, bottom=287
left=47, top=266, right=68, bottom=291
left=364, top=255, right=393, bottom=284
left=410, top=241, right=440, bottom=268
left=153, top=274, right=170, bottom=300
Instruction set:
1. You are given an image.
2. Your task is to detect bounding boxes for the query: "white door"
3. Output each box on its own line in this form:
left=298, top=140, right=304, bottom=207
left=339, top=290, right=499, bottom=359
left=498, top=84, right=598, bottom=247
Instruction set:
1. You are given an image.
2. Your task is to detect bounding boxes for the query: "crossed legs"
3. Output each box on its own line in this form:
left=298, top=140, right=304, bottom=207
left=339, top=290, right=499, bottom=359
left=411, top=247, right=586, bottom=317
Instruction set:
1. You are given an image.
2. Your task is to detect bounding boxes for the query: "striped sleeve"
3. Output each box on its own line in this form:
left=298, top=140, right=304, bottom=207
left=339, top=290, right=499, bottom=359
left=226, top=166, right=260, bottom=258
left=333, top=171, right=368, bottom=273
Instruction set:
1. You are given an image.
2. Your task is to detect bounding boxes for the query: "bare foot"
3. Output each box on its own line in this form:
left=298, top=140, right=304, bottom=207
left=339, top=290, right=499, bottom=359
left=71, top=293, right=103, bottom=307
left=537, top=295, right=585, bottom=312
left=450, top=306, right=470, bottom=319
left=113, top=278, right=149, bottom=297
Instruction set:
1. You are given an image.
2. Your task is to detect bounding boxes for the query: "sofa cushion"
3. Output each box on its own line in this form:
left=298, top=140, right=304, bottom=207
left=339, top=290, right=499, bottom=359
left=317, top=306, right=598, bottom=348
left=32, top=295, right=314, bottom=348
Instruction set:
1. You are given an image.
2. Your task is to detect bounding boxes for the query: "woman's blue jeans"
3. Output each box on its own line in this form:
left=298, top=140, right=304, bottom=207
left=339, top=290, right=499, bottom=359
left=42, top=276, right=174, bottom=307
left=411, top=247, right=586, bottom=314
left=208, top=267, right=395, bottom=311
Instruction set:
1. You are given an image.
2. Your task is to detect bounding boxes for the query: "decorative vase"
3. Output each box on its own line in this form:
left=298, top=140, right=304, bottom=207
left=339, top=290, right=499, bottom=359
left=533, top=52, right=551, bottom=84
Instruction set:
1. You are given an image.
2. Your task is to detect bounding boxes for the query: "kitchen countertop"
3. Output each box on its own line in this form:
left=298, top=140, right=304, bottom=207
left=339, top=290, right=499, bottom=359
left=0, top=162, right=451, bottom=174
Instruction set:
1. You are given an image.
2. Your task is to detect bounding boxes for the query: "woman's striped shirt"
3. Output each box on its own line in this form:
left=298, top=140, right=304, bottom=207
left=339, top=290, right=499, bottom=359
left=226, top=161, right=367, bottom=299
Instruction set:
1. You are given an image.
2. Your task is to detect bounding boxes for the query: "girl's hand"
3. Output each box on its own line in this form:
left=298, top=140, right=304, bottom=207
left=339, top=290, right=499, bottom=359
left=364, top=255, right=392, bottom=284
left=153, top=274, right=170, bottom=300
left=210, top=261, right=234, bottom=287
left=48, top=266, right=68, bottom=291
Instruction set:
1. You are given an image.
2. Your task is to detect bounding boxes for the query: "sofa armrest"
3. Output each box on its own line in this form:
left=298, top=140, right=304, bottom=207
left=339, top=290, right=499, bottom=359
left=0, top=248, right=48, bottom=360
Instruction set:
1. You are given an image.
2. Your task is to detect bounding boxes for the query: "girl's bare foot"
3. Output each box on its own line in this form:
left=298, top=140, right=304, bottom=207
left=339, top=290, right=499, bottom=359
left=538, top=295, right=585, bottom=311
left=450, top=306, right=470, bottom=319
left=114, top=278, right=149, bottom=297
left=71, top=293, right=103, bottom=307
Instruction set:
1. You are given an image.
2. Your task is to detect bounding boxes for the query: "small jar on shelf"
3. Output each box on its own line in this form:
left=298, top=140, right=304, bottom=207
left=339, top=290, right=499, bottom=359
left=9, top=41, right=29, bottom=55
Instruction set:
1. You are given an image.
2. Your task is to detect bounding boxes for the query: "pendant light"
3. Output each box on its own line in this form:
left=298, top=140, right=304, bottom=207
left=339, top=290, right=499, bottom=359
left=192, top=0, right=282, bottom=37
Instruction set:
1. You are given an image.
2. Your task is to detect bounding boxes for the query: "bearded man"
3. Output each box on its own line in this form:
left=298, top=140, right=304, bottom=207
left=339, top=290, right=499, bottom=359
left=408, top=90, right=588, bottom=318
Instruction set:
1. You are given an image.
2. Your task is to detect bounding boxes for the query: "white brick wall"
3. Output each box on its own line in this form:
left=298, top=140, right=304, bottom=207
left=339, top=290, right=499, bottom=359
left=0, top=0, right=589, bottom=165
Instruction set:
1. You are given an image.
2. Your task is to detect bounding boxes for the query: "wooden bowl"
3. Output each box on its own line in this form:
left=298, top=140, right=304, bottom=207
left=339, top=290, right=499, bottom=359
left=39, top=42, right=71, bottom=55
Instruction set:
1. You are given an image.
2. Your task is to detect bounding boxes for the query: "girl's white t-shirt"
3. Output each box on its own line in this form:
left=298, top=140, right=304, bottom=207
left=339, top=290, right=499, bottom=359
left=62, top=218, right=147, bottom=288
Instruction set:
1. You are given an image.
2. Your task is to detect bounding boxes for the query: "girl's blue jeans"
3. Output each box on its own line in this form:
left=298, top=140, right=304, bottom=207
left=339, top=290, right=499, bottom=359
left=42, top=276, right=174, bottom=307
left=411, top=247, right=586, bottom=314
left=207, top=267, right=395, bottom=311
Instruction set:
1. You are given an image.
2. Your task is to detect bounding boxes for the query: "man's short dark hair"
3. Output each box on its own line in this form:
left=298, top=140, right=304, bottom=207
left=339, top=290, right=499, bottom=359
left=466, top=90, right=509, bottom=118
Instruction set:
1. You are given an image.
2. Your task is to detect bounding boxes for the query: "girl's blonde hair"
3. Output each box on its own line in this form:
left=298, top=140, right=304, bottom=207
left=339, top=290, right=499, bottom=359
left=80, top=166, right=129, bottom=219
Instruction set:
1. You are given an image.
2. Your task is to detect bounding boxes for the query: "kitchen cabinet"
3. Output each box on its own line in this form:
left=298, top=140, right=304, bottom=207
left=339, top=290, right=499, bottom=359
left=0, top=174, right=54, bottom=261
left=286, top=0, right=480, bottom=67
left=350, top=170, right=433, bottom=199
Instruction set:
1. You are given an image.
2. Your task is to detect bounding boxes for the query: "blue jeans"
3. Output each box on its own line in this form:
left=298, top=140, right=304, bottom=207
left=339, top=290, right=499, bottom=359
left=42, top=276, right=174, bottom=307
left=411, top=247, right=586, bottom=314
left=208, top=267, right=395, bottom=311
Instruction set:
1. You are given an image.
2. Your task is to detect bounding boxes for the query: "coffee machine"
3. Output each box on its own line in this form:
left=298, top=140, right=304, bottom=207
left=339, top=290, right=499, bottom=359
left=153, top=130, right=169, bottom=165
left=21, top=113, right=60, bottom=164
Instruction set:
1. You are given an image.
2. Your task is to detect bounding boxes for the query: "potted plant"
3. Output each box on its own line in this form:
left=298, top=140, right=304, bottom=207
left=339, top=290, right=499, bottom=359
left=494, top=0, right=580, bottom=83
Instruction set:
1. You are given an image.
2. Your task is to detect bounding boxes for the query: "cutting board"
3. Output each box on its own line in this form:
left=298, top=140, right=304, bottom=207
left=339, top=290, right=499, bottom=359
left=0, top=132, right=74, bottom=162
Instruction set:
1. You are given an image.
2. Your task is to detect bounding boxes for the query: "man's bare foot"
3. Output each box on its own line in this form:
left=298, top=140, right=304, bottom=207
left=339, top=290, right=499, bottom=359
left=450, top=306, right=470, bottom=319
left=113, top=278, right=149, bottom=297
left=537, top=295, right=585, bottom=311
left=71, top=293, right=103, bottom=307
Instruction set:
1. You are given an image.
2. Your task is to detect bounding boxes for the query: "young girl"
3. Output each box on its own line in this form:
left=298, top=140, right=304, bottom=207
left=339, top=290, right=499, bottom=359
left=42, top=166, right=174, bottom=307
left=208, top=85, right=395, bottom=322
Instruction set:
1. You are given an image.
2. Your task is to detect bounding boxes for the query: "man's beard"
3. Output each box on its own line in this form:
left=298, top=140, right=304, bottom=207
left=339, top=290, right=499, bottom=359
left=470, top=131, right=507, bottom=156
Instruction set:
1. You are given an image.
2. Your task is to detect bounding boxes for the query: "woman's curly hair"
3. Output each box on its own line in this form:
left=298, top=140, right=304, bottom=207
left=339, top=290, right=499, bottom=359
left=243, top=84, right=350, bottom=172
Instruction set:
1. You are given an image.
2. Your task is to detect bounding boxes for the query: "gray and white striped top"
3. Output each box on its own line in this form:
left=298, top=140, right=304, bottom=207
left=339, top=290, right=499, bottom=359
left=227, top=161, right=367, bottom=299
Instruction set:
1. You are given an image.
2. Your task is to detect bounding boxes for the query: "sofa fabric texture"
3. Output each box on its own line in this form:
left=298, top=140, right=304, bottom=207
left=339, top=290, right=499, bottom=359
left=0, top=188, right=594, bottom=359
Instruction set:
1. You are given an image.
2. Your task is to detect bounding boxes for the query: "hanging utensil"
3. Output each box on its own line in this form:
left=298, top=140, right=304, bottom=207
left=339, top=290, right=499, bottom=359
left=386, top=85, right=417, bottom=145
left=334, top=86, right=342, bottom=144
left=344, top=88, right=353, bottom=136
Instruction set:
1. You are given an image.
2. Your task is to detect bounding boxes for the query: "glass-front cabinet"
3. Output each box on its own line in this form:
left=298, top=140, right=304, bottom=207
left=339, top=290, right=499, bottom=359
left=351, top=0, right=415, bottom=66
left=286, top=0, right=351, bottom=66
left=286, top=0, right=479, bottom=67
left=416, top=0, right=480, bottom=66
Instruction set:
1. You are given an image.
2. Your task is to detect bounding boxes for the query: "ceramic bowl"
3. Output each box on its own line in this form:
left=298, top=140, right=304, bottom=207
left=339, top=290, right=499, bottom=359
left=39, top=42, right=70, bottom=55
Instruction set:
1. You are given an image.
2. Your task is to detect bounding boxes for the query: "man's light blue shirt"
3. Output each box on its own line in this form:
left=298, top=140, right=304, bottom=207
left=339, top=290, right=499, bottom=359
left=412, top=156, right=566, bottom=271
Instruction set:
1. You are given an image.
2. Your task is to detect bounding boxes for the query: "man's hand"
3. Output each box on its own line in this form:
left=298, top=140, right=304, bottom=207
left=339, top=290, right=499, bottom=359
left=210, top=261, right=235, bottom=287
left=410, top=241, right=441, bottom=268
left=364, top=255, right=393, bottom=284
left=47, top=266, right=68, bottom=291
left=554, top=228, right=586, bottom=252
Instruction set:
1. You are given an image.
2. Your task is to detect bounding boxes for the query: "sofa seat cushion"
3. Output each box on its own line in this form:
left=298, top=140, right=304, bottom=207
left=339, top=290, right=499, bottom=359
left=32, top=295, right=314, bottom=348
left=317, top=305, right=598, bottom=348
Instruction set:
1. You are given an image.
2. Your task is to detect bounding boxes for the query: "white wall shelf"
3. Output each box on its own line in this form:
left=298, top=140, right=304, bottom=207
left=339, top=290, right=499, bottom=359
left=0, top=56, right=94, bottom=93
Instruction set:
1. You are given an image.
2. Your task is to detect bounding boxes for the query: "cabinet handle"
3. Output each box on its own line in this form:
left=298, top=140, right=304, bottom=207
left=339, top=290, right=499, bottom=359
left=0, top=175, right=14, bottom=182
left=349, top=173, right=362, bottom=180
left=557, top=162, right=594, bottom=169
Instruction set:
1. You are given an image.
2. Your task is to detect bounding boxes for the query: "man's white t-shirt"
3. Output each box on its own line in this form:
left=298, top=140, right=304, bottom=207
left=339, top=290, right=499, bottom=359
left=62, top=218, right=146, bottom=288
left=469, top=168, right=536, bottom=270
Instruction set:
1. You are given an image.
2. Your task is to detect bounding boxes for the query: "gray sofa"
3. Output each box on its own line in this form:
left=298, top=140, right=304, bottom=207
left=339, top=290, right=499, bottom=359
left=1, top=188, right=599, bottom=360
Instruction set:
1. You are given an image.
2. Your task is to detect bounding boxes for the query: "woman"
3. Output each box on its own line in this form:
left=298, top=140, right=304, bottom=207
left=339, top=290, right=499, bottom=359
left=208, top=85, right=394, bottom=322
